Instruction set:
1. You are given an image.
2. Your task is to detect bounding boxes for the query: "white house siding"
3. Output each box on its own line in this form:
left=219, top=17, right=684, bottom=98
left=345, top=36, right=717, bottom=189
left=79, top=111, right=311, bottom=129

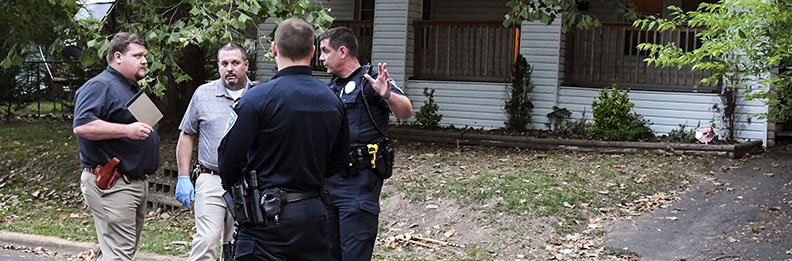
left=428, top=0, right=507, bottom=21
left=558, top=86, right=768, bottom=145
left=409, top=80, right=508, bottom=128
left=372, top=0, right=413, bottom=89
left=255, top=18, right=277, bottom=82
left=521, top=20, right=563, bottom=130
left=316, top=0, right=355, bottom=20
left=255, top=0, right=355, bottom=82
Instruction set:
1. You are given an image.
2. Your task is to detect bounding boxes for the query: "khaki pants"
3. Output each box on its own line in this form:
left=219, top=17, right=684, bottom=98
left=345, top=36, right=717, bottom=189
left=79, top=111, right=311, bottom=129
left=80, top=169, right=147, bottom=261
left=189, top=173, right=234, bottom=261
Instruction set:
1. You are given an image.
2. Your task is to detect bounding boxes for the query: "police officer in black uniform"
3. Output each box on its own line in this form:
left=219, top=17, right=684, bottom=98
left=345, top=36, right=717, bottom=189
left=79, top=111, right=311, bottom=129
left=218, top=18, right=349, bottom=260
left=318, top=27, right=413, bottom=260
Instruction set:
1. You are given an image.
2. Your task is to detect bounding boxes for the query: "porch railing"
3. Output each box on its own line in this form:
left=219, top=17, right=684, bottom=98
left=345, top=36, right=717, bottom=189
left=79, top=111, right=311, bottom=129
left=310, top=20, right=373, bottom=71
left=563, top=22, right=716, bottom=92
left=414, top=21, right=519, bottom=82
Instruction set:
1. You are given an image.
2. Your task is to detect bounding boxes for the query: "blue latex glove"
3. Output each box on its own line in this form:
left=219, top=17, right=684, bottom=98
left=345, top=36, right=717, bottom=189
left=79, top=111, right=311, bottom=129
left=175, top=176, right=195, bottom=208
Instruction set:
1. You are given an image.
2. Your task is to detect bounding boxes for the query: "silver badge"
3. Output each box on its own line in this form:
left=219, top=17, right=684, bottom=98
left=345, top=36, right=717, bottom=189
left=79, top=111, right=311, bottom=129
left=344, top=81, right=356, bottom=94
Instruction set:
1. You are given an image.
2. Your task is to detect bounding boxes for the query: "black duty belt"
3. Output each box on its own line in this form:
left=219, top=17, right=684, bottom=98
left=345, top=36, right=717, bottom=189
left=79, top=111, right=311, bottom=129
left=284, top=191, right=319, bottom=203
left=199, top=165, right=218, bottom=175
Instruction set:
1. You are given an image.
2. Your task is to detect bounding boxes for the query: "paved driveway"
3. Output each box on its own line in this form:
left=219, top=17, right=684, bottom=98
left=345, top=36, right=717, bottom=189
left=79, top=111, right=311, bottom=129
left=605, top=145, right=792, bottom=260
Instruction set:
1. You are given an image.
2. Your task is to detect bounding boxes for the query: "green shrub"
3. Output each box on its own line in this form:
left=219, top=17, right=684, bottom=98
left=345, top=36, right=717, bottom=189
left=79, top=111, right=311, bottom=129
left=589, top=86, right=653, bottom=141
left=504, top=55, right=534, bottom=131
left=415, top=88, right=442, bottom=129
left=668, top=123, right=696, bottom=143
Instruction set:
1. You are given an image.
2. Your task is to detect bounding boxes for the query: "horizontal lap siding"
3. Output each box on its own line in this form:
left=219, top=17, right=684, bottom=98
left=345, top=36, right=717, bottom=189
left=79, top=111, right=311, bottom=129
left=255, top=0, right=355, bottom=82
left=521, top=21, right=562, bottom=130
left=407, top=81, right=507, bottom=128
left=373, top=0, right=408, bottom=88
left=558, top=86, right=768, bottom=144
left=255, top=19, right=277, bottom=82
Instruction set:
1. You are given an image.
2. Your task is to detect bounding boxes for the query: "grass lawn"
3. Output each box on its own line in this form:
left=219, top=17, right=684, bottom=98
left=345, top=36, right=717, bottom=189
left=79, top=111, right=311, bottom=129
left=0, top=121, right=726, bottom=259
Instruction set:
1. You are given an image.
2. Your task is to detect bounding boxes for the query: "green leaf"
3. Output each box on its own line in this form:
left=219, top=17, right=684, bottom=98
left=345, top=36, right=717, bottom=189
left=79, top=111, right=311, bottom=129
left=175, top=73, right=192, bottom=83
left=0, top=54, right=14, bottom=69
left=79, top=54, right=96, bottom=67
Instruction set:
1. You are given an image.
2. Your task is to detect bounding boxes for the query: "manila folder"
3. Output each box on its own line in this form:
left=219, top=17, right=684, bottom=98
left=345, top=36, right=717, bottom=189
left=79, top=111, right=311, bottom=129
left=126, top=90, right=163, bottom=127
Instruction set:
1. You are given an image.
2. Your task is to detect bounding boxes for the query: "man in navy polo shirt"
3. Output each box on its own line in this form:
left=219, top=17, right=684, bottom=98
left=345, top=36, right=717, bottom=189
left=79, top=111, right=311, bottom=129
left=218, top=17, right=349, bottom=260
left=73, top=32, right=160, bottom=260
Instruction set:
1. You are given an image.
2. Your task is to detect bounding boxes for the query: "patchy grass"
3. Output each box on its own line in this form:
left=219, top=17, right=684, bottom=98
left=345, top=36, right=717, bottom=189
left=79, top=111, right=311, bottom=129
left=1, top=122, right=725, bottom=259
left=382, top=141, right=722, bottom=261
left=0, top=121, right=191, bottom=257
left=138, top=218, right=192, bottom=256
left=390, top=142, right=711, bottom=234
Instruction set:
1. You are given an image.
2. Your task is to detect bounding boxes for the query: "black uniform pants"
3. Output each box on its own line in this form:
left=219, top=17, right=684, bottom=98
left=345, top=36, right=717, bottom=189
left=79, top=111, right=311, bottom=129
left=233, top=197, right=330, bottom=260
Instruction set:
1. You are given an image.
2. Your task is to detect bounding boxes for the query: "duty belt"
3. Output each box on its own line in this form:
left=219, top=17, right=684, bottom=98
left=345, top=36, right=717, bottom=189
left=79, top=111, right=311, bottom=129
left=282, top=191, right=319, bottom=203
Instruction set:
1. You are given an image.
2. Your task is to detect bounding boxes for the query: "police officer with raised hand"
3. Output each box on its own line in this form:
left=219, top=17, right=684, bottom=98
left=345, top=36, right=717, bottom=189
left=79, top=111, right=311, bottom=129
left=217, top=17, right=349, bottom=260
left=73, top=32, right=159, bottom=260
left=318, top=27, right=413, bottom=260
left=175, top=42, right=253, bottom=260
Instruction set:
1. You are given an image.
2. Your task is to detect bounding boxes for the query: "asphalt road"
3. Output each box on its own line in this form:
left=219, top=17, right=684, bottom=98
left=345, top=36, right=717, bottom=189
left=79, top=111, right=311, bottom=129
left=0, top=248, right=58, bottom=261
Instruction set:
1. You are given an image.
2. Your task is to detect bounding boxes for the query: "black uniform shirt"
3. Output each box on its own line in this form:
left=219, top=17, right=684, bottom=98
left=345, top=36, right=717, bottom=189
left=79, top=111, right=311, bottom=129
left=73, top=66, right=160, bottom=178
left=218, top=66, right=349, bottom=192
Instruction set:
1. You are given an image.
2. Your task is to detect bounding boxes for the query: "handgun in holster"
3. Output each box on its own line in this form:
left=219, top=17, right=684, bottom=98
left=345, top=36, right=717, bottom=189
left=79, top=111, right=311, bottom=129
left=94, top=157, right=122, bottom=190
left=223, top=170, right=266, bottom=226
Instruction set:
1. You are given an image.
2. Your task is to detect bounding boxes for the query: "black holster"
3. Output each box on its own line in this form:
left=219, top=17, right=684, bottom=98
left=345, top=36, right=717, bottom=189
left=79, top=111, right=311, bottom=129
left=374, top=138, right=395, bottom=179
left=222, top=243, right=234, bottom=260
left=344, top=139, right=395, bottom=179
left=223, top=170, right=266, bottom=226
left=261, top=188, right=286, bottom=220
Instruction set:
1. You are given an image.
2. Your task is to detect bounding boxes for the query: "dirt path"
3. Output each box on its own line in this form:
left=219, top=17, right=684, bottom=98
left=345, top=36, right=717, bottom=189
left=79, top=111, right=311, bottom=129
left=604, top=145, right=792, bottom=260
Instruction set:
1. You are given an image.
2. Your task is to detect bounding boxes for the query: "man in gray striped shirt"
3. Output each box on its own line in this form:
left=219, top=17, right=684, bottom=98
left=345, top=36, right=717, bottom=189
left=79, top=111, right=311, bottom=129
left=175, top=43, right=254, bottom=260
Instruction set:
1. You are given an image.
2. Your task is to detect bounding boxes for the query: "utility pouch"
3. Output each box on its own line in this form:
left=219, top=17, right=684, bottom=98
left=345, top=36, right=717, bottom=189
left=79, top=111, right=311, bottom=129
left=373, top=139, right=395, bottom=179
left=343, top=151, right=359, bottom=177
left=261, top=188, right=286, bottom=220
left=95, top=157, right=122, bottom=190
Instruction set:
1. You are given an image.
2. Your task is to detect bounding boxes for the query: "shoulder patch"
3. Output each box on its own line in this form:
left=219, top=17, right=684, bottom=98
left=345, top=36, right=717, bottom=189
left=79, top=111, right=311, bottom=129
left=223, top=102, right=239, bottom=137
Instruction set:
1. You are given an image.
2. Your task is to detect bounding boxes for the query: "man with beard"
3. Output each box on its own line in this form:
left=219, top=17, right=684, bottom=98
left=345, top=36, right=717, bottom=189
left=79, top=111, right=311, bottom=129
left=175, top=42, right=254, bottom=260
left=73, top=32, right=160, bottom=260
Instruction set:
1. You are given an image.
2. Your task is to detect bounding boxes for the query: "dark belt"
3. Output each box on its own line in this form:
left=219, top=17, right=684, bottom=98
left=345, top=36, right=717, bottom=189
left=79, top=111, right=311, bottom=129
left=82, top=167, right=147, bottom=180
left=199, top=165, right=218, bottom=175
left=284, top=191, right=319, bottom=203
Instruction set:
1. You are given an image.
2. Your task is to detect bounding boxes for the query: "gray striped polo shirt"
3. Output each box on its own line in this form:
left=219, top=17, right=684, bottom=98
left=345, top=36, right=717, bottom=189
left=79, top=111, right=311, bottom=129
left=179, top=79, right=253, bottom=171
